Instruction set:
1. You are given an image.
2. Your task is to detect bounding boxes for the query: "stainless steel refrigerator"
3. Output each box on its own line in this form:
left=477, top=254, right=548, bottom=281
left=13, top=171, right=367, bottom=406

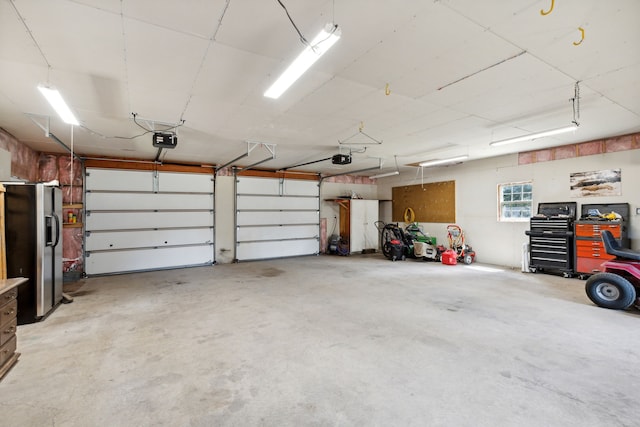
left=4, top=183, right=63, bottom=324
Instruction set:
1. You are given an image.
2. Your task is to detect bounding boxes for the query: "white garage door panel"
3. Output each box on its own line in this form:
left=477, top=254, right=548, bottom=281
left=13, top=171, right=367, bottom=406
left=237, top=210, right=318, bottom=226
left=236, top=239, right=318, bottom=260
left=236, top=195, right=317, bottom=210
left=237, top=177, right=318, bottom=196
left=236, top=177, right=280, bottom=195
left=158, top=172, right=212, bottom=192
left=85, top=167, right=215, bottom=275
left=235, top=176, right=319, bottom=261
left=86, top=169, right=154, bottom=191
left=282, top=180, right=318, bottom=196
left=86, top=245, right=213, bottom=275
left=86, top=192, right=213, bottom=210
left=87, top=211, right=213, bottom=230
left=237, top=224, right=318, bottom=241
left=86, top=228, right=213, bottom=251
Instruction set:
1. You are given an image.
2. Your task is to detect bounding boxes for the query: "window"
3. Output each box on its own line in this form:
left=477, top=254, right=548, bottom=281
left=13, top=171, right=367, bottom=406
left=498, top=182, right=532, bottom=221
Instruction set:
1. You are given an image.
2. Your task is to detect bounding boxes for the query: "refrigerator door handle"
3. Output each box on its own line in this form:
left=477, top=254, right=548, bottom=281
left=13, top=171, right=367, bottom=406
left=52, top=211, right=61, bottom=248
left=45, top=215, right=53, bottom=246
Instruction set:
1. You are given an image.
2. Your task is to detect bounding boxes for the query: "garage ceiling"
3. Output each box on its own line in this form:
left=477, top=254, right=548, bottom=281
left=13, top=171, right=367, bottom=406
left=1, top=0, right=639, bottom=176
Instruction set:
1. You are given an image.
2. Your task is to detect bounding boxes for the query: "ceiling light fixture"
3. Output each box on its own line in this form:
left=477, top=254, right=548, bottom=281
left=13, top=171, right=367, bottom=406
left=419, top=155, right=469, bottom=168
left=489, top=124, right=578, bottom=147
left=264, top=24, right=341, bottom=99
left=37, top=85, right=79, bottom=126
left=370, top=171, right=399, bottom=179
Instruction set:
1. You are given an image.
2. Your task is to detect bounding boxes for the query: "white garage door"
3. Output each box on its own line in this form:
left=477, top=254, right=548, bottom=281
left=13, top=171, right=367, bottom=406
left=85, top=168, right=214, bottom=275
left=236, top=176, right=319, bottom=261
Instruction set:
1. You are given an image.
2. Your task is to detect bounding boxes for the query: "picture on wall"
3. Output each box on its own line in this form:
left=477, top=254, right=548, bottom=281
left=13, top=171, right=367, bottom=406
left=570, top=169, right=621, bottom=197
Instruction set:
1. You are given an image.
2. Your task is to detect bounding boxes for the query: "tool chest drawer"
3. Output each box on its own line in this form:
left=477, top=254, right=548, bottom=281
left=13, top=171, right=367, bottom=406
left=575, top=223, right=622, bottom=238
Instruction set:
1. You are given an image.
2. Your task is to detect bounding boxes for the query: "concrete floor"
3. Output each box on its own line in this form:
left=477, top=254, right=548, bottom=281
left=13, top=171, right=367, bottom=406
left=0, top=254, right=638, bottom=427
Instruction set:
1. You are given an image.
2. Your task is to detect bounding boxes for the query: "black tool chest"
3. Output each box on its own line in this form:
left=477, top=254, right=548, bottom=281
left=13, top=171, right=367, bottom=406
left=525, top=202, right=577, bottom=277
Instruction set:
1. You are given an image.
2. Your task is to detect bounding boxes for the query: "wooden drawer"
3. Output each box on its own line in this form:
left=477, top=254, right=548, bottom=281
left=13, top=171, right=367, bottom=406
left=575, top=223, right=621, bottom=238
left=0, top=318, right=16, bottom=347
left=0, top=335, right=16, bottom=368
left=0, top=299, right=17, bottom=326
left=0, top=289, right=17, bottom=306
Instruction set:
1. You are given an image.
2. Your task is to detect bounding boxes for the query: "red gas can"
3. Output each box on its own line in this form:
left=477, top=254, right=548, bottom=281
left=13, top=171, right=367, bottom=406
left=441, top=249, right=458, bottom=265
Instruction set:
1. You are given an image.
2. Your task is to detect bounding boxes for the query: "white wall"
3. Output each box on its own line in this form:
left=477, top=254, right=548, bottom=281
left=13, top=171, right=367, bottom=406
left=215, top=176, right=236, bottom=264
left=376, top=150, right=640, bottom=268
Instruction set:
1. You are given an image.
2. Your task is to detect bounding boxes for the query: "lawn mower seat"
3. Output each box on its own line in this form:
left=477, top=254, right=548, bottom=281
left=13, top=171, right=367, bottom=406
left=601, top=230, right=640, bottom=261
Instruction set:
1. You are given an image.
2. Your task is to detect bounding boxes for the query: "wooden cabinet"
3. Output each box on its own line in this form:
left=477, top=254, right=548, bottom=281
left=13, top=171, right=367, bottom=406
left=0, top=278, right=25, bottom=380
left=62, top=203, right=83, bottom=228
left=574, top=221, right=626, bottom=276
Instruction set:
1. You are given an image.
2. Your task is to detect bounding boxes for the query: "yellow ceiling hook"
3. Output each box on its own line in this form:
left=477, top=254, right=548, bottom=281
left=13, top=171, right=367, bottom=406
left=359, top=121, right=364, bottom=132
left=573, top=27, right=585, bottom=46
left=540, top=0, right=555, bottom=15
left=385, top=83, right=391, bottom=96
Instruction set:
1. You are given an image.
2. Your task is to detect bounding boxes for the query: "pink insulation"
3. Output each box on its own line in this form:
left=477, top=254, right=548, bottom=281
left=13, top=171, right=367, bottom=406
left=577, top=141, right=604, bottom=156
left=535, top=149, right=553, bottom=162
left=553, top=145, right=577, bottom=160
left=605, top=134, right=636, bottom=152
left=62, top=186, right=83, bottom=205
left=325, top=175, right=375, bottom=184
left=518, top=151, right=535, bottom=165
left=62, top=227, right=84, bottom=272
left=516, top=133, right=639, bottom=164
left=0, top=128, right=39, bottom=181
left=58, top=155, right=83, bottom=186
left=38, top=154, right=59, bottom=182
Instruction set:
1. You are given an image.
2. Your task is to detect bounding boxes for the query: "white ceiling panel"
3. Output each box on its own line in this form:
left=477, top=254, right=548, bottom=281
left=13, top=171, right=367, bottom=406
left=215, top=0, right=331, bottom=59
left=0, top=0, right=638, bottom=174
left=288, top=77, right=374, bottom=119
left=71, top=0, right=122, bottom=14
left=190, top=43, right=274, bottom=102
left=124, top=17, right=209, bottom=93
left=585, top=64, right=640, bottom=117
left=0, top=1, right=45, bottom=66
left=13, top=0, right=125, bottom=79
left=127, top=85, right=189, bottom=125
left=123, top=0, right=228, bottom=40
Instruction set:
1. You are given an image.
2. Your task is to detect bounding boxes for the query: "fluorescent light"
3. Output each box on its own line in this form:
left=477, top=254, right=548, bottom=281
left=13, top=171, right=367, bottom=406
left=489, top=124, right=578, bottom=147
left=264, top=24, right=341, bottom=99
left=419, top=155, right=469, bottom=167
left=370, top=171, right=399, bottom=179
left=37, top=85, right=79, bottom=125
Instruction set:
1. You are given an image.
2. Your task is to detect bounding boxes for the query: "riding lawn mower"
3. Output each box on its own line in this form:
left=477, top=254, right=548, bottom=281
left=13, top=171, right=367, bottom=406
left=585, top=230, right=640, bottom=310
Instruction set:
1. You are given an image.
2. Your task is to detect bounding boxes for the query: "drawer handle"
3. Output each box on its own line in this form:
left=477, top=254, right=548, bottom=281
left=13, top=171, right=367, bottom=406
left=4, top=309, right=15, bottom=316
left=4, top=326, right=15, bottom=334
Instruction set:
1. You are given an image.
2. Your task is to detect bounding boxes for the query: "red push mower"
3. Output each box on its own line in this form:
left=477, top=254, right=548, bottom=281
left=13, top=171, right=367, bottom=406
left=446, top=224, right=476, bottom=265
left=585, top=230, right=640, bottom=310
